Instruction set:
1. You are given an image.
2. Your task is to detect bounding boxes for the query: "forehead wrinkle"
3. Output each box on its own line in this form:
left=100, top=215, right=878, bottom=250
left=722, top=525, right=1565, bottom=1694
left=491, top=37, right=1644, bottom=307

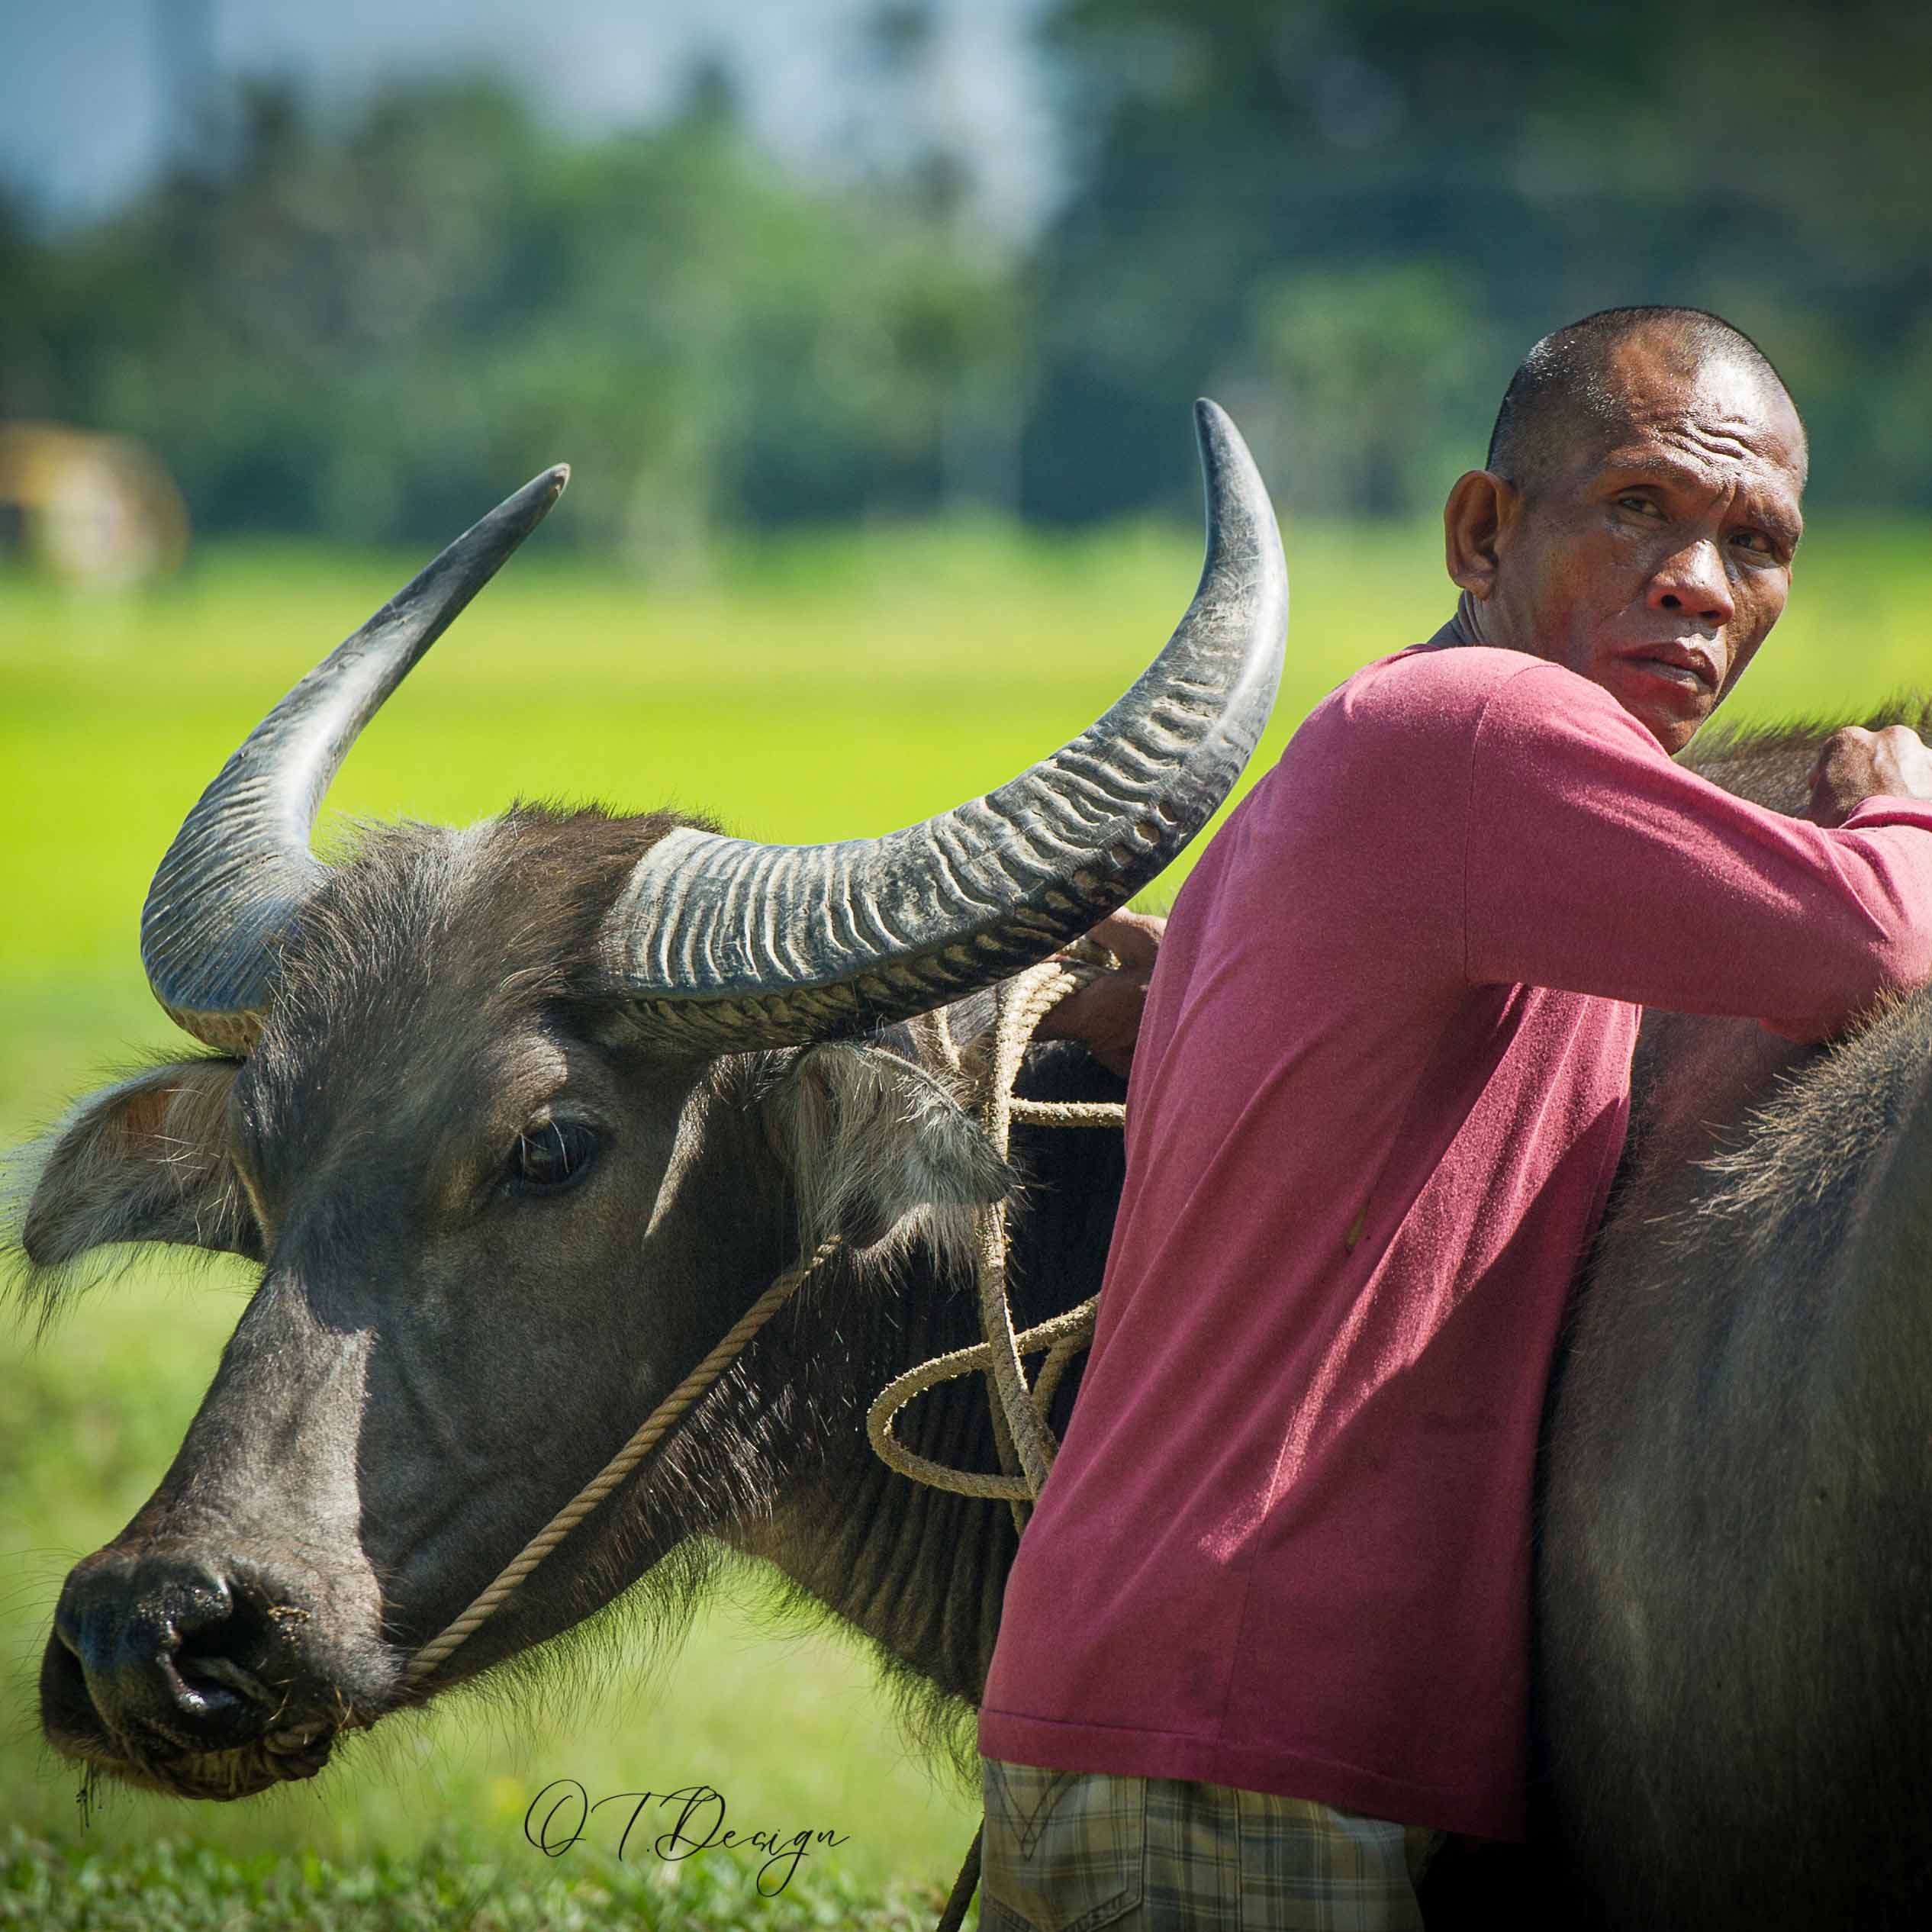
left=1673, top=417, right=1759, bottom=461
left=1634, top=407, right=1788, bottom=466
left=1598, top=437, right=1803, bottom=534
left=1605, top=330, right=1804, bottom=451
left=1602, top=444, right=1750, bottom=494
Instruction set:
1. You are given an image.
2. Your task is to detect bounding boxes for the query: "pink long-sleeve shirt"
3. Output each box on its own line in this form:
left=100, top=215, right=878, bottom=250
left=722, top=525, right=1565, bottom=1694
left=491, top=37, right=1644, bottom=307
left=977, top=634, right=1932, bottom=1842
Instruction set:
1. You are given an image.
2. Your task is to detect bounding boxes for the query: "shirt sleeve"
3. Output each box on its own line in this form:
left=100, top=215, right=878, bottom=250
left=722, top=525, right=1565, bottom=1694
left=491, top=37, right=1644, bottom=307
left=1460, top=662, right=1932, bottom=1042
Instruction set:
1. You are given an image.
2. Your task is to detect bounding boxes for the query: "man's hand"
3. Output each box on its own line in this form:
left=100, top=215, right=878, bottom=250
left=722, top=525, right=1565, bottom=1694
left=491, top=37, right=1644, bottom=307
left=1034, top=910, right=1164, bottom=1079
left=1804, top=724, right=1932, bottom=829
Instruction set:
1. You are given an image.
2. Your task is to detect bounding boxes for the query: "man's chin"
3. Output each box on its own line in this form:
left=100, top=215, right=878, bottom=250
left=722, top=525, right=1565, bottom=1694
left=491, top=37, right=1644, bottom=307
left=1604, top=660, right=1716, bottom=752
left=1646, top=708, right=1707, bottom=755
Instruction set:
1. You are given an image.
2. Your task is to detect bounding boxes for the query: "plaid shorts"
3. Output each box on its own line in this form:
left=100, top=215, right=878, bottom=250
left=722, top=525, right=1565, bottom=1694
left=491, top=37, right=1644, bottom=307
left=979, top=1757, right=1446, bottom=1932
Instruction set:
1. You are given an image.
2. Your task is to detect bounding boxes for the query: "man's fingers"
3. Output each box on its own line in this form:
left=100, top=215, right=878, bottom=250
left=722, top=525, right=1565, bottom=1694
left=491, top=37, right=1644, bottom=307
left=1037, top=977, right=1139, bottom=1033
left=1034, top=910, right=1164, bottom=1076
left=1082, top=910, right=1164, bottom=971
left=1806, top=722, right=1932, bottom=826
left=1033, top=977, right=1145, bottom=1077
left=1814, top=725, right=1869, bottom=769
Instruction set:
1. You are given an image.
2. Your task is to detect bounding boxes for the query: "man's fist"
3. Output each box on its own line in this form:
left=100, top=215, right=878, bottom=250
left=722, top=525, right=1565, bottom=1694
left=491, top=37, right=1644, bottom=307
left=1034, top=910, right=1164, bottom=1079
left=1805, top=724, right=1932, bottom=829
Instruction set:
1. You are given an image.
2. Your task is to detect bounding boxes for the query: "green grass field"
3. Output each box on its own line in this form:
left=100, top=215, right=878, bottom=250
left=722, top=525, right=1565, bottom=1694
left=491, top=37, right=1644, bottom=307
left=2, top=511, right=1927, bottom=1928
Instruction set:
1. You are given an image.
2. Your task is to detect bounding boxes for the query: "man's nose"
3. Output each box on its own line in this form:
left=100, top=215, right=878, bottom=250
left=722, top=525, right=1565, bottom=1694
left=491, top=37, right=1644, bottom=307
left=1647, top=539, right=1735, bottom=628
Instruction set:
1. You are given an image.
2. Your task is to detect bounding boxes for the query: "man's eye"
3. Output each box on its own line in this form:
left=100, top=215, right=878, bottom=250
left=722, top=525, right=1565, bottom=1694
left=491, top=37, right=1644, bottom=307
left=1615, top=494, right=1659, bottom=516
left=509, top=1120, right=601, bottom=1193
left=1730, top=528, right=1773, bottom=555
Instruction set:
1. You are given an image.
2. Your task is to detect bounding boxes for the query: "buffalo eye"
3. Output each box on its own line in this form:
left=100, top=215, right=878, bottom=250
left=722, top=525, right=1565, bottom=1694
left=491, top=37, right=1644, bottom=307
left=508, top=1119, right=600, bottom=1195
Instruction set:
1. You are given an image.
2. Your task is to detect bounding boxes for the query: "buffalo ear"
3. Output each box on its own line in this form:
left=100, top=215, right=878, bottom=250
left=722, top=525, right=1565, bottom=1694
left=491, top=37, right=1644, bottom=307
left=762, top=1037, right=1009, bottom=1262
left=5, top=1059, right=260, bottom=1300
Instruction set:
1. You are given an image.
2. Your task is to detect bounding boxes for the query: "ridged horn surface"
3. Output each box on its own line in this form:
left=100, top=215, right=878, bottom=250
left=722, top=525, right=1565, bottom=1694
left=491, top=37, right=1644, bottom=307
left=602, top=399, right=1286, bottom=1050
left=140, top=465, right=570, bottom=1050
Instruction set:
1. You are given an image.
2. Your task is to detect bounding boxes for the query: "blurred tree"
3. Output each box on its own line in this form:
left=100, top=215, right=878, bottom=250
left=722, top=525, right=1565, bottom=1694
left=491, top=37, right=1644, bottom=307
left=1026, top=0, right=1932, bottom=519
left=5, top=7, right=1928, bottom=538
left=1235, top=261, right=1487, bottom=518
left=854, top=0, right=1030, bottom=516
left=0, top=69, right=1021, bottom=555
left=0, top=188, right=56, bottom=422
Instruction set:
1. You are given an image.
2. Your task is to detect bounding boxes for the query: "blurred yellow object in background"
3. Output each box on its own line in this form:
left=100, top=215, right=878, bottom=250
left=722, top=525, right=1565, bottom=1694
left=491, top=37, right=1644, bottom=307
left=0, top=421, right=188, bottom=588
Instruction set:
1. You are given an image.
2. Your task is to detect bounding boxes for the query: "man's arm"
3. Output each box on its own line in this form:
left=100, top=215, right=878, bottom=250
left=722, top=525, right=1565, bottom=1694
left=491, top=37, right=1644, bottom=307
left=1464, top=665, right=1932, bottom=1042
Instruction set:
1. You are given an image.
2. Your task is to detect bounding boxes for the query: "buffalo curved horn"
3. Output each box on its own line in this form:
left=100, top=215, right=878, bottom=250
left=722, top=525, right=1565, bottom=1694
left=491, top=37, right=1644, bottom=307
left=601, top=398, right=1286, bottom=1051
left=140, top=466, right=571, bottom=1051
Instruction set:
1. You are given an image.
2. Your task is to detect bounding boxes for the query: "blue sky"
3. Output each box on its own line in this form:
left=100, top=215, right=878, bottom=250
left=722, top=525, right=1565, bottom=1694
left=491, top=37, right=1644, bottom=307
left=0, top=0, right=1058, bottom=233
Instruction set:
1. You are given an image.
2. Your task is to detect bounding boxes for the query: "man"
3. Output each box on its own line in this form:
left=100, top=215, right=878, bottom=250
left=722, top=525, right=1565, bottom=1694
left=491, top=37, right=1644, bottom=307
left=975, top=307, right=1932, bottom=1930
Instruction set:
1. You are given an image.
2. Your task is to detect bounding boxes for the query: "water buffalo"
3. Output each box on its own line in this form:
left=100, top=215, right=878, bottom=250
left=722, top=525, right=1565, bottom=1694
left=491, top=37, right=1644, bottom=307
left=8, top=404, right=1927, bottom=1929
left=3, top=403, right=1283, bottom=1823
left=1528, top=707, right=1932, bottom=1932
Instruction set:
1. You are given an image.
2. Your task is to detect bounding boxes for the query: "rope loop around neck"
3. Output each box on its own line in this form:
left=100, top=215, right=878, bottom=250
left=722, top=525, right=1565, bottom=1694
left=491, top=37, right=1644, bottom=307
left=866, top=957, right=1123, bottom=1538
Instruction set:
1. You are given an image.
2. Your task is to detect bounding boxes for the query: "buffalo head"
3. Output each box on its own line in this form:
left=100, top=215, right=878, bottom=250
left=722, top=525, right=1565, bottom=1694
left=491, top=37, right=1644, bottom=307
left=6, top=404, right=1286, bottom=1803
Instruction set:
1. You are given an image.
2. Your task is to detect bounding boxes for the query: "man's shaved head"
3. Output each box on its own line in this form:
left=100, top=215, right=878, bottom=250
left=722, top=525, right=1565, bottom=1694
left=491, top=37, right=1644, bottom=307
left=1445, top=304, right=1810, bottom=753
left=1486, top=306, right=1806, bottom=498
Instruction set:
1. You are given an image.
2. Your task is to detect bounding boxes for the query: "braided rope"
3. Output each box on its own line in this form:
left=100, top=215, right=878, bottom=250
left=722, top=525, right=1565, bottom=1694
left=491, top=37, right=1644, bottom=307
left=983, top=964, right=1086, bottom=1525
left=932, top=1820, right=984, bottom=1932
left=401, top=1234, right=846, bottom=1687
left=1007, top=1098, right=1125, bottom=1126
left=865, top=958, right=1124, bottom=1536
left=863, top=1302, right=1100, bottom=1501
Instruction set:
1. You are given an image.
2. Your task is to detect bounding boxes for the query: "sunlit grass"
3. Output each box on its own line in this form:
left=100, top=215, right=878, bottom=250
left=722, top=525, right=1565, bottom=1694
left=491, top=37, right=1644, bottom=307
left=2, top=512, right=1927, bottom=1924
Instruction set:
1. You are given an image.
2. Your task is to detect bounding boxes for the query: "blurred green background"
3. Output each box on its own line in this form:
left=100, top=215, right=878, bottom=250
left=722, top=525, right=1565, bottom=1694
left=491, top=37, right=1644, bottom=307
left=3, top=0, right=1930, bottom=1924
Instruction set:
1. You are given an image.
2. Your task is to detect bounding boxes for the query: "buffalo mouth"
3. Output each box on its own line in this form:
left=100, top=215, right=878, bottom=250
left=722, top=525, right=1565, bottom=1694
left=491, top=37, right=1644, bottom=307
left=40, top=1630, right=347, bottom=1801
left=50, top=1711, right=341, bottom=1802
left=84, top=1731, right=337, bottom=1802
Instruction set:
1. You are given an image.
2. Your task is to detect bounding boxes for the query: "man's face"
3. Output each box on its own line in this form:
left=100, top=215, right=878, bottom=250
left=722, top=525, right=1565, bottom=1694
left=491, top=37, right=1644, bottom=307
left=1465, top=336, right=1807, bottom=754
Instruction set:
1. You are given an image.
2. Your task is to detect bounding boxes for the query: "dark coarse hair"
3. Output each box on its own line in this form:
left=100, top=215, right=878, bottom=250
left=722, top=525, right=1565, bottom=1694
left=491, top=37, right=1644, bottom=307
left=1486, top=305, right=1802, bottom=495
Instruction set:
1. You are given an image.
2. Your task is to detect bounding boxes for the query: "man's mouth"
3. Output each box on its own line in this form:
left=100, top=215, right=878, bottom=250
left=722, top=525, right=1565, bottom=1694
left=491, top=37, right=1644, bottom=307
left=1624, top=641, right=1720, bottom=692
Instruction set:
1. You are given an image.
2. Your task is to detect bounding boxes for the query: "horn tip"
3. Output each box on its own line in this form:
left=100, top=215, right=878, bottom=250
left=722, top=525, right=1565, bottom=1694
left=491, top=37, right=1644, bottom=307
left=511, top=464, right=570, bottom=517
left=491, top=464, right=572, bottom=537
left=1192, top=396, right=1245, bottom=459
left=1193, top=395, right=1231, bottom=433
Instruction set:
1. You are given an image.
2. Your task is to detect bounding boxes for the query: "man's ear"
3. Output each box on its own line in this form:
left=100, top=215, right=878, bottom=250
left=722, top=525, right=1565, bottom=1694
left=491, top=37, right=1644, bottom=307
left=1444, top=468, right=1518, bottom=602
left=5, top=1059, right=261, bottom=1312
left=761, top=1039, right=1009, bottom=1263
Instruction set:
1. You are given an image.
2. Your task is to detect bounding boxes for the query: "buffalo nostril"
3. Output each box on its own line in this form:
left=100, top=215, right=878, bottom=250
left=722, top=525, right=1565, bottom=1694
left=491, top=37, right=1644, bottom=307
left=160, top=1575, right=289, bottom=1731
left=179, top=1651, right=274, bottom=1706
left=55, top=1558, right=279, bottom=1750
